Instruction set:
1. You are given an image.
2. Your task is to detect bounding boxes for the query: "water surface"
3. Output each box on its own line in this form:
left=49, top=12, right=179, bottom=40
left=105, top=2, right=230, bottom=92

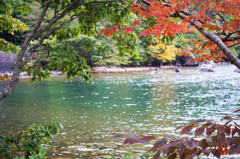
left=0, top=65, right=240, bottom=158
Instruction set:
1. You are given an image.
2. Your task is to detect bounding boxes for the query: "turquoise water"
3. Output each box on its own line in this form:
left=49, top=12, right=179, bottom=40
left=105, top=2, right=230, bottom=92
left=0, top=65, right=240, bottom=158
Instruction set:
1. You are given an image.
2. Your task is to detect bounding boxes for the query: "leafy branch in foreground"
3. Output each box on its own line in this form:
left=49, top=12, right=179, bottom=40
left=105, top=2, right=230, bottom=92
left=111, top=110, right=240, bottom=159
left=0, top=122, right=61, bottom=159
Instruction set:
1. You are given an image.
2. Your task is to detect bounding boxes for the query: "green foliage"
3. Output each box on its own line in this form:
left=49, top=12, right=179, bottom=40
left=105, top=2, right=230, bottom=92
left=48, top=41, right=92, bottom=81
left=0, top=0, right=29, bottom=53
left=0, top=122, right=61, bottom=159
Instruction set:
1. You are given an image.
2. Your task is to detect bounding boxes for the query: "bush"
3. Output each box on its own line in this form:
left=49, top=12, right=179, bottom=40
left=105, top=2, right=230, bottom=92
left=0, top=122, right=61, bottom=159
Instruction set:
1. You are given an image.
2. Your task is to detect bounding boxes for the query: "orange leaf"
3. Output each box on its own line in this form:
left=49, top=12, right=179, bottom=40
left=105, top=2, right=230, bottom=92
left=215, top=15, right=221, bottom=19
left=133, top=20, right=141, bottom=27
left=99, top=29, right=106, bottom=35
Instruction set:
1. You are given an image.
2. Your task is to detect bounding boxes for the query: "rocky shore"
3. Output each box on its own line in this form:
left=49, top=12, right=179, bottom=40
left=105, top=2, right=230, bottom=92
left=0, top=66, right=180, bottom=79
left=91, top=66, right=178, bottom=73
left=1, top=63, right=233, bottom=79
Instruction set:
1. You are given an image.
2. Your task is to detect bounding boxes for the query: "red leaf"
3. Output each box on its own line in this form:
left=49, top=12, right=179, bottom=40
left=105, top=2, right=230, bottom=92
left=122, top=26, right=134, bottom=34
left=175, top=126, right=183, bottom=131
left=165, top=134, right=173, bottom=140
left=110, top=134, right=125, bottom=139
left=229, top=145, right=240, bottom=155
left=180, top=125, right=194, bottom=135
left=154, top=138, right=167, bottom=147
left=162, top=144, right=170, bottom=155
left=203, top=149, right=211, bottom=155
left=224, top=126, right=231, bottom=136
left=206, top=138, right=214, bottom=147
left=139, top=135, right=155, bottom=144
left=133, top=20, right=141, bottom=27
left=234, top=122, right=240, bottom=129
left=206, top=124, right=216, bottom=135
left=100, top=25, right=119, bottom=37
left=233, top=109, right=240, bottom=113
left=153, top=149, right=161, bottom=159
left=183, top=139, right=194, bottom=149
left=221, top=116, right=232, bottom=120
left=217, top=136, right=225, bottom=145
left=99, top=29, right=106, bottom=35
left=123, top=136, right=140, bottom=145
left=195, top=127, right=205, bottom=137
left=212, top=149, right=221, bottom=158
left=232, top=127, right=237, bottom=137
left=168, top=140, right=181, bottom=147
left=192, top=119, right=208, bottom=123
left=200, top=139, right=208, bottom=150
left=203, top=121, right=213, bottom=128
left=217, top=125, right=224, bottom=134
left=123, top=130, right=134, bottom=136
left=183, top=138, right=199, bottom=149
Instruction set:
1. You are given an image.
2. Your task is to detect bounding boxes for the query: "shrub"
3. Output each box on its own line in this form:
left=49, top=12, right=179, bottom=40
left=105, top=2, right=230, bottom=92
left=0, top=122, right=61, bottom=159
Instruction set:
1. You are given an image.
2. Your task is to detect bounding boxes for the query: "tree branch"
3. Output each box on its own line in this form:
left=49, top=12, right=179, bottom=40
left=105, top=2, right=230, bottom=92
left=228, top=42, right=240, bottom=48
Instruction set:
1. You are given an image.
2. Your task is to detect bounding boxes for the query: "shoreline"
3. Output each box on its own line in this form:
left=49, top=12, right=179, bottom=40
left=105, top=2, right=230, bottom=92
left=91, top=66, right=179, bottom=73
left=1, top=63, right=232, bottom=79
left=0, top=66, right=180, bottom=79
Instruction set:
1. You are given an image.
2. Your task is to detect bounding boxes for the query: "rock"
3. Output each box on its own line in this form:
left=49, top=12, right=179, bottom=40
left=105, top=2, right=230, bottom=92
left=173, top=68, right=180, bottom=72
left=234, top=68, right=240, bottom=73
left=199, top=64, right=214, bottom=72
left=177, top=54, right=199, bottom=67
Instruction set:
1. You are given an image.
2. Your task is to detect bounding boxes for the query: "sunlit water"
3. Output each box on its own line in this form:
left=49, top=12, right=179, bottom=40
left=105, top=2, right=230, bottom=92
left=0, top=65, right=240, bottom=158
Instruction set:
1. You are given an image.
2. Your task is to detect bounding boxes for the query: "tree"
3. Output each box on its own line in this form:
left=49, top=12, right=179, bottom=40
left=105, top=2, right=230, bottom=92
left=147, top=37, right=178, bottom=65
left=100, top=0, right=240, bottom=64
left=0, top=0, right=138, bottom=100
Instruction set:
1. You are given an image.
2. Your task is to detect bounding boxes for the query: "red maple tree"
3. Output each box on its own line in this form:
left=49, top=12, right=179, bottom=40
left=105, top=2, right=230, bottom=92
left=100, top=0, right=240, bottom=68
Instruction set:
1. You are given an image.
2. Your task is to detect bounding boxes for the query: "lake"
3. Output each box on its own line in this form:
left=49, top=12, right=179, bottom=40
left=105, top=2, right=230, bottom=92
left=0, top=65, right=240, bottom=158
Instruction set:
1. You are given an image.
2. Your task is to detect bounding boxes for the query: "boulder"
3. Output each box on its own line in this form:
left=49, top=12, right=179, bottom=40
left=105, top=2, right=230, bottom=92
left=234, top=68, right=240, bottom=73
left=199, top=64, right=214, bottom=72
left=173, top=68, right=180, bottom=72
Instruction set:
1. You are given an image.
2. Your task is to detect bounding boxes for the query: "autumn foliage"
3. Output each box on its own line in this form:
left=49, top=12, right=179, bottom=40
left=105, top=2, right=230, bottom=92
left=99, top=0, right=240, bottom=65
left=112, top=110, right=240, bottom=159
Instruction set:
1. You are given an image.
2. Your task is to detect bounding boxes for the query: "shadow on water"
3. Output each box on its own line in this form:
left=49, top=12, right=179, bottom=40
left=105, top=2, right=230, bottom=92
left=0, top=65, right=240, bottom=158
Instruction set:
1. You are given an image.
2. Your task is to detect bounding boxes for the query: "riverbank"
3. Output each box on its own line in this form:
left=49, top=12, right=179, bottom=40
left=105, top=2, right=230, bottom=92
left=0, top=66, right=180, bottom=79
left=1, top=63, right=233, bottom=79
left=91, top=66, right=178, bottom=73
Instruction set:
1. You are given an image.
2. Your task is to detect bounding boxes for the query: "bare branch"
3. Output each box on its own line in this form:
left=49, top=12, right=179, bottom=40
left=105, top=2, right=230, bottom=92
left=222, top=35, right=240, bottom=42
left=229, top=42, right=240, bottom=48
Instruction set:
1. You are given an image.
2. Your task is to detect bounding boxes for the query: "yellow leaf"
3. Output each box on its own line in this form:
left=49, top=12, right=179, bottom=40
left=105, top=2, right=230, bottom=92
left=26, top=62, right=33, bottom=67
left=11, top=32, right=14, bottom=35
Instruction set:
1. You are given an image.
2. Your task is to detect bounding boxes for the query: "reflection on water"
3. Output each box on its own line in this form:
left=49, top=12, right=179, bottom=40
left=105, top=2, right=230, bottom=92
left=0, top=65, right=240, bottom=158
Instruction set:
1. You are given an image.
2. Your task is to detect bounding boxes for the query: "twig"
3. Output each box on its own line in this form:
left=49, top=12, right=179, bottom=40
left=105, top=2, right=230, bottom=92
left=228, top=42, right=240, bottom=48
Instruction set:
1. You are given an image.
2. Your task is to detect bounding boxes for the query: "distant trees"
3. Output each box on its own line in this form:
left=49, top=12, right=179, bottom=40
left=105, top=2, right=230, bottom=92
left=147, top=37, right=178, bottom=65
